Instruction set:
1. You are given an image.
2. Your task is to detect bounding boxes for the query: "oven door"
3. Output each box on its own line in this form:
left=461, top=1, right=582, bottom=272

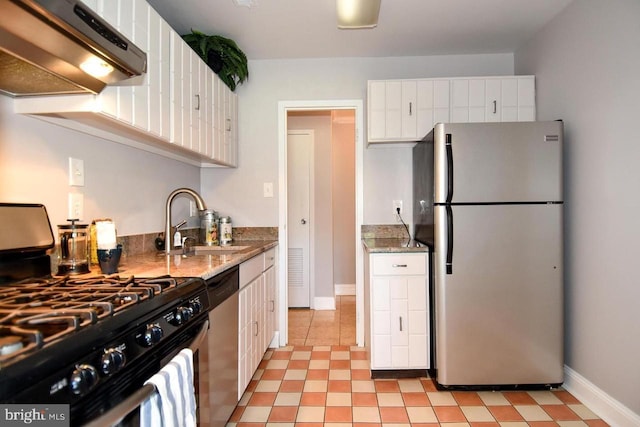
left=83, top=319, right=209, bottom=427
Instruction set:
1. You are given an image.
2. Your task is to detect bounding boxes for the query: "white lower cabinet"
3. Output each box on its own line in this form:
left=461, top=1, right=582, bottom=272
left=238, top=248, right=277, bottom=399
left=366, top=252, right=429, bottom=371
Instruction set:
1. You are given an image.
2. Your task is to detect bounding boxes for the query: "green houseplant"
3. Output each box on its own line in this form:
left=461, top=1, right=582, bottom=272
left=182, top=30, right=249, bottom=91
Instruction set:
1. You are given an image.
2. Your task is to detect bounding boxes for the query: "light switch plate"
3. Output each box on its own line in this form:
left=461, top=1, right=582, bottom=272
left=263, top=182, right=274, bottom=198
left=69, top=157, right=85, bottom=187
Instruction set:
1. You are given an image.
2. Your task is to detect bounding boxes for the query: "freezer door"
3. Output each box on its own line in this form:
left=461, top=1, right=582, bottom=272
left=433, top=121, right=563, bottom=204
left=434, top=204, right=563, bottom=387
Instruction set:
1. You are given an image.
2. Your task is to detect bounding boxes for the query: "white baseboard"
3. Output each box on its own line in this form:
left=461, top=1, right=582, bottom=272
left=313, top=296, right=336, bottom=310
left=335, top=283, right=356, bottom=295
left=564, top=365, right=640, bottom=427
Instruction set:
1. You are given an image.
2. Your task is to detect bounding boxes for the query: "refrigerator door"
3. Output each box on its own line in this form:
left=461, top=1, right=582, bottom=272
left=434, top=203, right=563, bottom=387
left=433, top=121, right=563, bottom=204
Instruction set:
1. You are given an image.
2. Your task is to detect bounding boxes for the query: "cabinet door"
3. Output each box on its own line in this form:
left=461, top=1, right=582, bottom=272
left=501, top=78, right=519, bottom=122
left=264, top=265, right=276, bottom=348
left=451, top=79, right=469, bottom=123
left=131, top=0, right=149, bottom=132
left=385, top=81, right=402, bottom=138
left=416, top=80, right=435, bottom=137
left=238, top=285, right=251, bottom=398
left=368, top=81, right=386, bottom=140
left=407, top=276, right=429, bottom=367
left=371, top=276, right=392, bottom=368
left=401, top=80, right=417, bottom=139
left=485, top=79, right=502, bottom=122
left=468, top=79, right=486, bottom=123
left=484, top=77, right=536, bottom=123
left=170, top=32, right=185, bottom=146
left=433, top=80, right=450, bottom=125
left=517, top=77, right=536, bottom=121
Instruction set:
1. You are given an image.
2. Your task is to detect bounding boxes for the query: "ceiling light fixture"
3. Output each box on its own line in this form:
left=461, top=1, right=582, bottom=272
left=336, top=0, right=381, bottom=29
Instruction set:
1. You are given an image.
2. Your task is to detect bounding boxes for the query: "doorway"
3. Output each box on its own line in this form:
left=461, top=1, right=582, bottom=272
left=277, top=100, right=364, bottom=348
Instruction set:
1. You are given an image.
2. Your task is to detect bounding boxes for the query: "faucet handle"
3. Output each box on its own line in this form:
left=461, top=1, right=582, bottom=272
left=174, top=219, right=187, bottom=230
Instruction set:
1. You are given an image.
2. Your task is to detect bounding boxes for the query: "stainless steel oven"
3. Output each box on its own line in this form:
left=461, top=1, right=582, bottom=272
left=85, top=318, right=210, bottom=427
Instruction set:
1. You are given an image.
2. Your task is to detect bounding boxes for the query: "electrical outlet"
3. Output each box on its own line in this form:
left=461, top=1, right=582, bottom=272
left=189, top=201, right=196, bottom=216
left=68, top=193, right=84, bottom=220
left=393, top=200, right=403, bottom=214
left=68, top=157, right=85, bottom=186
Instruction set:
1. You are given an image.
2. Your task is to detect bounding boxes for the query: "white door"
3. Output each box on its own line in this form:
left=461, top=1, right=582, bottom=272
left=287, top=131, right=312, bottom=307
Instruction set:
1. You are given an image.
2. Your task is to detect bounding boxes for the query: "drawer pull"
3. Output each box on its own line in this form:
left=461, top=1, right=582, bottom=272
left=392, top=264, right=408, bottom=268
left=399, top=316, right=403, bottom=332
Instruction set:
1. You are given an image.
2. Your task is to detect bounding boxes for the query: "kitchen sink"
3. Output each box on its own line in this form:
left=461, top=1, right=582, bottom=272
left=159, top=245, right=250, bottom=257
left=194, top=245, right=250, bottom=255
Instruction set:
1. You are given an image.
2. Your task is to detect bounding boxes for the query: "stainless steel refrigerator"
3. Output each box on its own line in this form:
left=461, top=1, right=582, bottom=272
left=413, top=121, right=564, bottom=389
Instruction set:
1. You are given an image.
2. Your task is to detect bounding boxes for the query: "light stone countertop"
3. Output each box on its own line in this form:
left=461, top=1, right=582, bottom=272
left=100, top=240, right=278, bottom=280
left=362, top=238, right=430, bottom=253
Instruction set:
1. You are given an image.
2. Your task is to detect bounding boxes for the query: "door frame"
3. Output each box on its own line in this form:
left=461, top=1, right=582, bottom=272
left=277, top=100, right=364, bottom=347
left=286, top=129, right=315, bottom=309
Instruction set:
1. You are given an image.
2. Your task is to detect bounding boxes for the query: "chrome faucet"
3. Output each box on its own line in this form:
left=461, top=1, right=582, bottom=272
left=165, top=188, right=207, bottom=254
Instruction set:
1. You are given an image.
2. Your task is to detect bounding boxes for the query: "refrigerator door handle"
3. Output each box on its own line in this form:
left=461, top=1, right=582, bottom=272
left=446, top=133, right=453, bottom=203
left=446, top=205, right=453, bottom=274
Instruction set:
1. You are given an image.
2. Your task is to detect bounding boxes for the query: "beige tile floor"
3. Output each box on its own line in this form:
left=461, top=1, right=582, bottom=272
left=288, top=295, right=356, bottom=346
left=226, top=295, right=608, bottom=426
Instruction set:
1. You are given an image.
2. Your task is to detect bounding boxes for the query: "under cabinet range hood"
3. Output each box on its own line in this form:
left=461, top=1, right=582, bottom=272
left=0, top=0, right=147, bottom=97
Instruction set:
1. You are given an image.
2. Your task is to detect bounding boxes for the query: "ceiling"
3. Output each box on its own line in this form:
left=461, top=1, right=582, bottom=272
left=146, top=0, right=572, bottom=61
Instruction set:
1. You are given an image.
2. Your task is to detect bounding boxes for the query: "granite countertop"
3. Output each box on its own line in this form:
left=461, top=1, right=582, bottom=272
left=102, top=240, right=278, bottom=280
left=362, top=238, right=430, bottom=253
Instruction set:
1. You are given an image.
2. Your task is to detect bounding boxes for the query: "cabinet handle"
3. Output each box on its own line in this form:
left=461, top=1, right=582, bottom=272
left=493, top=100, right=497, bottom=114
left=399, top=316, right=403, bottom=332
left=270, top=300, right=275, bottom=312
left=226, top=118, right=231, bottom=132
left=195, top=94, right=200, bottom=111
left=392, top=264, right=408, bottom=268
left=254, top=321, right=259, bottom=337
left=409, top=101, right=413, bottom=116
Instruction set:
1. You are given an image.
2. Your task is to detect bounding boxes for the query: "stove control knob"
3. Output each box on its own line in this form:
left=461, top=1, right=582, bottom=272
left=189, top=300, right=202, bottom=314
left=69, top=364, right=99, bottom=395
left=100, top=348, right=126, bottom=375
left=140, top=323, right=164, bottom=347
left=172, top=306, right=193, bottom=326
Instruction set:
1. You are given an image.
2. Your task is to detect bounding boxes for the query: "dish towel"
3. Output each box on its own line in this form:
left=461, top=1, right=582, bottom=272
left=140, top=348, right=196, bottom=427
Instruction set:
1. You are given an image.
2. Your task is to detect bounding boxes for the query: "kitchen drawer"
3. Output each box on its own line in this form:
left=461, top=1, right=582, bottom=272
left=240, top=253, right=264, bottom=288
left=371, top=253, right=426, bottom=276
left=264, top=248, right=276, bottom=269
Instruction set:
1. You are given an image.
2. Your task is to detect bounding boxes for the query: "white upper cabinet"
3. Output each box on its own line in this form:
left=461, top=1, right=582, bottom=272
left=452, top=76, right=536, bottom=123
left=12, top=0, right=237, bottom=167
left=367, top=76, right=535, bottom=145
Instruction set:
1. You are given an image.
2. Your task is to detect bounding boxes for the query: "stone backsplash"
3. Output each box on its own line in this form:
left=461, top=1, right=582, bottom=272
left=118, top=227, right=278, bottom=256
left=361, top=224, right=411, bottom=239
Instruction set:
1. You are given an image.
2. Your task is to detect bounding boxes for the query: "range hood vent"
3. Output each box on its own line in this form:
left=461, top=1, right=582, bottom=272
left=0, top=0, right=147, bottom=97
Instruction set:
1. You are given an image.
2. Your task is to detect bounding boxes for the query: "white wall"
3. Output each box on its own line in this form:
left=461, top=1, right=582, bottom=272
left=200, top=54, right=514, bottom=227
left=0, top=96, right=201, bottom=237
left=515, top=0, right=640, bottom=415
left=332, top=110, right=356, bottom=286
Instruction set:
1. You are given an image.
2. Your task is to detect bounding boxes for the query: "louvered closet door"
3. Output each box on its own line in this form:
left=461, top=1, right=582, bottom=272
left=287, top=131, right=312, bottom=307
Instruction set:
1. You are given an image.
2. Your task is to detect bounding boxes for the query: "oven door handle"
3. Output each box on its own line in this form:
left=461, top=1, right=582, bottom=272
left=84, top=319, right=209, bottom=427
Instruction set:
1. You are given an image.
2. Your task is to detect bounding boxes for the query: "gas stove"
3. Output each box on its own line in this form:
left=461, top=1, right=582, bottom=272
left=0, top=274, right=201, bottom=368
left=0, top=203, right=209, bottom=426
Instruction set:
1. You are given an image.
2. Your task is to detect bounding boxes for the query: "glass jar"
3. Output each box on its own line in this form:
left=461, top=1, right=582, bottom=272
left=220, top=216, right=233, bottom=245
left=199, top=210, right=219, bottom=246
